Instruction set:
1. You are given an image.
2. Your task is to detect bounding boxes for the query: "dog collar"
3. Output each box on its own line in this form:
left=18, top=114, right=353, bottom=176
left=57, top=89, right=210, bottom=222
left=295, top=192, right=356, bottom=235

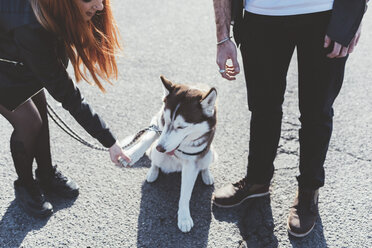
left=177, top=145, right=209, bottom=156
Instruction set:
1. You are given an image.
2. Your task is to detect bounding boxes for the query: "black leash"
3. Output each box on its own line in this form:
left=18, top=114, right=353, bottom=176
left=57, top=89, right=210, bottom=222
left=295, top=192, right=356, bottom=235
left=46, top=102, right=161, bottom=152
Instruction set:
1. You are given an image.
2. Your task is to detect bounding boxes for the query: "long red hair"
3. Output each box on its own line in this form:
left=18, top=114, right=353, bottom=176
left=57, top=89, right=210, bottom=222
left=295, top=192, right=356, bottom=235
left=30, top=0, right=121, bottom=92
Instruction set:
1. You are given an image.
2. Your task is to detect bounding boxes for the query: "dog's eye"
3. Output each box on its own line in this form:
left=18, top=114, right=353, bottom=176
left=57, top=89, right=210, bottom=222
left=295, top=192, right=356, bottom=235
left=176, top=126, right=186, bottom=130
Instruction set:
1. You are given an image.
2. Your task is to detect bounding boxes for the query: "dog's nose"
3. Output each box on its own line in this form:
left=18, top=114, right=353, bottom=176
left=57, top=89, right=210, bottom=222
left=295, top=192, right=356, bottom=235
left=156, top=145, right=166, bottom=153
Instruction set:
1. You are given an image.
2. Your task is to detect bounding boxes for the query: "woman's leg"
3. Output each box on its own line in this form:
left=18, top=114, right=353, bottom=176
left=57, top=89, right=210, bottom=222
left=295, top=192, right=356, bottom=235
left=31, top=90, right=53, bottom=172
left=31, top=90, right=79, bottom=198
left=0, top=100, right=42, bottom=182
left=0, top=100, right=53, bottom=217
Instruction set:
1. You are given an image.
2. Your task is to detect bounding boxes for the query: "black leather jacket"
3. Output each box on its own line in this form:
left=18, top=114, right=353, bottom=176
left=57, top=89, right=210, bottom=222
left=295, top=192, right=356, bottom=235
left=0, top=0, right=116, bottom=148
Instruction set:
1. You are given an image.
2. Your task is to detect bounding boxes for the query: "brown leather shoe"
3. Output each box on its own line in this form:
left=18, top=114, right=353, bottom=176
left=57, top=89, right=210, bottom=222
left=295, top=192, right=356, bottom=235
left=212, top=177, right=270, bottom=208
left=287, top=189, right=319, bottom=237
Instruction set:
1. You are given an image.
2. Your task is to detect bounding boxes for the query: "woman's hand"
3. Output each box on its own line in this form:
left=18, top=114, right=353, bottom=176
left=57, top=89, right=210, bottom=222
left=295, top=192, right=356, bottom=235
left=109, top=140, right=131, bottom=167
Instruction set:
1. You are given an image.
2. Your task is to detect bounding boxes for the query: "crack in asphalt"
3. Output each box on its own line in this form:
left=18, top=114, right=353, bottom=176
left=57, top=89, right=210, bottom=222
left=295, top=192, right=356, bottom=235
left=278, top=121, right=372, bottom=163
left=331, top=147, right=372, bottom=163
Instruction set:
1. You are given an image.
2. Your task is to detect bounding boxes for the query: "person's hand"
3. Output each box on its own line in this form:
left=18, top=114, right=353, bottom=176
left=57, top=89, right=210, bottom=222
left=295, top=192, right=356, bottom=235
left=216, top=40, right=240, bottom=80
left=324, top=23, right=362, bottom=58
left=109, top=140, right=131, bottom=167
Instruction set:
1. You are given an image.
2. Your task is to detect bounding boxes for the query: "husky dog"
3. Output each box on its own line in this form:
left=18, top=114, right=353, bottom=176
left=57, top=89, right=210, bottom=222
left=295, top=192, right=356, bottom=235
left=124, top=75, right=217, bottom=232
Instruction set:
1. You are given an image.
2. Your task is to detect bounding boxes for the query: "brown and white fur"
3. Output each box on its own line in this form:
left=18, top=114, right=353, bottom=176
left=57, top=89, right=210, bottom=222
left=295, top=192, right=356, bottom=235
left=124, top=76, right=217, bottom=232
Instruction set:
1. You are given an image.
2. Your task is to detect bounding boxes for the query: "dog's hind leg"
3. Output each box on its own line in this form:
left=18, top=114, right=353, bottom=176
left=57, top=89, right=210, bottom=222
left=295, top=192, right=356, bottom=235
left=201, top=168, right=214, bottom=185
left=177, top=163, right=199, bottom=233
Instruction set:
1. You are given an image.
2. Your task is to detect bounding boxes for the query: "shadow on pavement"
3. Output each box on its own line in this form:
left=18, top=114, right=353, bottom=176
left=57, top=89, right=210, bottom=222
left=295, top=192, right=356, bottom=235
left=0, top=195, right=76, bottom=247
left=137, top=171, right=214, bottom=248
left=213, top=195, right=278, bottom=248
left=289, top=215, right=328, bottom=248
left=238, top=196, right=278, bottom=248
left=131, top=155, right=152, bottom=169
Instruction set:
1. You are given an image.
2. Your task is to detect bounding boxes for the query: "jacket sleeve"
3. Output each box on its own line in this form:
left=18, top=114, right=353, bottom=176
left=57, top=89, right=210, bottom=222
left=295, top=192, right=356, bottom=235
left=327, top=0, right=366, bottom=47
left=13, top=25, right=116, bottom=148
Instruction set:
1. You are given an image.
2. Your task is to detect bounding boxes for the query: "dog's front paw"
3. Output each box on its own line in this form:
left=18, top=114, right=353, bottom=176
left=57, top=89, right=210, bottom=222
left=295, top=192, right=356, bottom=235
left=178, top=211, right=194, bottom=233
left=201, top=169, right=214, bottom=185
left=146, top=166, right=159, bottom=183
left=125, top=149, right=144, bottom=166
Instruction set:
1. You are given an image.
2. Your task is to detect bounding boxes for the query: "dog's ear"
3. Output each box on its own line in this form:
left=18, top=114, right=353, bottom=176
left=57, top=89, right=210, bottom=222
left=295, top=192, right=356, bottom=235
left=160, top=75, right=174, bottom=97
left=200, top=88, right=217, bottom=117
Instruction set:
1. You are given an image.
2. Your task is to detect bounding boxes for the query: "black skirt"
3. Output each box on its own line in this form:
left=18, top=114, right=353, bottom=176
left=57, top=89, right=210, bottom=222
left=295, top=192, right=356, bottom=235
left=0, top=62, right=43, bottom=111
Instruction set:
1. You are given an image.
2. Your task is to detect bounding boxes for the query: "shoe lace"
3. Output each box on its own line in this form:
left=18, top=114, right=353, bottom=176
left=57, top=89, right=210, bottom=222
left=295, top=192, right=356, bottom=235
left=233, top=177, right=249, bottom=190
left=52, top=166, right=68, bottom=183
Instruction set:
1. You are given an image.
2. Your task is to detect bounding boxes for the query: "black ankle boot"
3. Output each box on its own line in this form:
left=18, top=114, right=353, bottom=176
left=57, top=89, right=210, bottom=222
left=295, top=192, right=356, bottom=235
left=35, top=165, right=79, bottom=198
left=287, top=188, right=319, bottom=237
left=14, top=179, right=53, bottom=218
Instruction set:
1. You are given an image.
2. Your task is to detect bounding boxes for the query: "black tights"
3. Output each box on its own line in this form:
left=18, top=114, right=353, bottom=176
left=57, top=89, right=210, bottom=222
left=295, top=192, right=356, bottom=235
left=0, top=90, right=53, bottom=182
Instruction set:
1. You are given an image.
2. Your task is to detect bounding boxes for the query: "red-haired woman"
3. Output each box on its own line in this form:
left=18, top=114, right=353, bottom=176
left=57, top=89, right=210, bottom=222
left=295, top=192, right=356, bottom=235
left=0, top=0, right=130, bottom=217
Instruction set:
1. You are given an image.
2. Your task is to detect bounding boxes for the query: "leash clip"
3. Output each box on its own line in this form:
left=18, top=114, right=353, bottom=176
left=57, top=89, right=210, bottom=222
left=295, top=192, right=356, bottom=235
left=148, top=124, right=162, bottom=135
left=118, top=157, right=130, bottom=167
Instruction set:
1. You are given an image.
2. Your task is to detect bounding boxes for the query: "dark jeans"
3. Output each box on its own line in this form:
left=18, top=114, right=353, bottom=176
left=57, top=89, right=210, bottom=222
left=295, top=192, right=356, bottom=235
left=240, top=11, right=347, bottom=190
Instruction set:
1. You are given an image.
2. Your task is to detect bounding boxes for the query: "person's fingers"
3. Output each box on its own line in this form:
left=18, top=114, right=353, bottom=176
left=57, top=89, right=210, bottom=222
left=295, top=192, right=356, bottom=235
left=225, top=67, right=239, bottom=76
left=220, top=71, right=232, bottom=80
left=355, top=33, right=361, bottom=46
left=218, top=64, right=236, bottom=80
left=324, top=35, right=331, bottom=48
left=216, top=57, right=227, bottom=72
left=327, top=42, right=342, bottom=58
left=337, top=46, right=349, bottom=58
left=120, top=152, right=131, bottom=163
left=114, top=159, right=124, bottom=168
left=348, top=39, right=356, bottom=54
left=223, top=71, right=237, bottom=80
left=117, top=156, right=131, bottom=168
left=231, top=55, right=240, bottom=74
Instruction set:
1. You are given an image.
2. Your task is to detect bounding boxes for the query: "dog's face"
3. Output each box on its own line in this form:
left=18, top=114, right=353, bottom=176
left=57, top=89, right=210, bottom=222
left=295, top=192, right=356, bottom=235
left=156, top=76, right=217, bottom=155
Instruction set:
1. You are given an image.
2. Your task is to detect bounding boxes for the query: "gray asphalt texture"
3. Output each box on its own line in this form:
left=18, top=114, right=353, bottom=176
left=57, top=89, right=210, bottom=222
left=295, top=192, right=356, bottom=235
left=1, top=1, right=371, bottom=247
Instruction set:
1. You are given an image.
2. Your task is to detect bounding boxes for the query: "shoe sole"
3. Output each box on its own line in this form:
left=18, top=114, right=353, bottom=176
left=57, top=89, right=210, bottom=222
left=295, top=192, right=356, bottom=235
left=212, top=191, right=270, bottom=208
left=287, top=219, right=316, bottom=238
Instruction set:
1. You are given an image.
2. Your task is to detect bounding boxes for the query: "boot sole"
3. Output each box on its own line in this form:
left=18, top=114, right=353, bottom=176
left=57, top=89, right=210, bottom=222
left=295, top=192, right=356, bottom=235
left=287, top=219, right=316, bottom=238
left=212, top=191, right=270, bottom=208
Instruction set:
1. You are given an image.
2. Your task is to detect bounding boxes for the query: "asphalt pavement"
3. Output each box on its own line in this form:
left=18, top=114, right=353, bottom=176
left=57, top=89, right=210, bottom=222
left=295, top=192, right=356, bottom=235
left=0, top=1, right=371, bottom=247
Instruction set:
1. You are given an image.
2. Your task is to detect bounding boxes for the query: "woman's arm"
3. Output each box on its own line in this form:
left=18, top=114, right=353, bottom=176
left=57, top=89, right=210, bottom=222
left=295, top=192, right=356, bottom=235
left=13, top=25, right=130, bottom=165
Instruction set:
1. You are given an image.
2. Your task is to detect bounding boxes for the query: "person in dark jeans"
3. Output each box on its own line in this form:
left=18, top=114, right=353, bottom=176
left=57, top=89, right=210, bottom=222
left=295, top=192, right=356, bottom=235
left=212, top=0, right=367, bottom=237
left=0, top=0, right=130, bottom=217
